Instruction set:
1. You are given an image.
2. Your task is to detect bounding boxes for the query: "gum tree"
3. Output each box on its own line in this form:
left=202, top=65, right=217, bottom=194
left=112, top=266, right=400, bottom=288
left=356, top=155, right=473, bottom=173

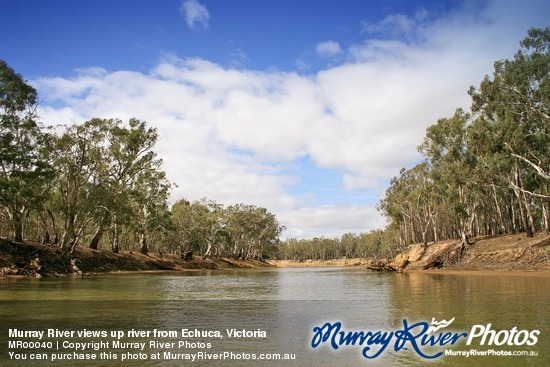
left=469, top=27, right=550, bottom=235
left=0, top=60, right=53, bottom=241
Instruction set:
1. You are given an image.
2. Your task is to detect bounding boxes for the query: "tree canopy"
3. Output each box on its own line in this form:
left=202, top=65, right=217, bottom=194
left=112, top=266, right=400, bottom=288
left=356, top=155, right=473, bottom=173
left=379, top=27, right=549, bottom=247
left=0, top=60, right=54, bottom=242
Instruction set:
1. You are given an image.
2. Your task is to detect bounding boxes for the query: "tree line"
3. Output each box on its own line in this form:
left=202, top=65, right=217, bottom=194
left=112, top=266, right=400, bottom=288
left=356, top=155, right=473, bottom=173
left=277, top=27, right=549, bottom=260
left=0, top=60, right=283, bottom=260
left=276, top=229, right=399, bottom=261
left=378, top=27, right=549, bottom=249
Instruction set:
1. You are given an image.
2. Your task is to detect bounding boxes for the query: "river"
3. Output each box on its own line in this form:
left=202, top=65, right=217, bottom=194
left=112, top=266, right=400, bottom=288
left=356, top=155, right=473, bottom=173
left=1, top=268, right=548, bottom=366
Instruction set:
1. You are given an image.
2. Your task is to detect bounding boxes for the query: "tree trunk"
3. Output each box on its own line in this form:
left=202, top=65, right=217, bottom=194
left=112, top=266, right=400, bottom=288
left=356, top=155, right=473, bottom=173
left=111, top=220, right=120, bottom=253
left=491, top=182, right=506, bottom=233
left=524, top=199, right=536, bottom=236
left=203, top=242, right=212, bottom=259
left=62, top=211, right=77, bottom=249
left=510, top=197, right=517, bottom=233
left=432, top=216, right=439, bottom=242
left=48, top=209, right=59, bottom=245
left=514, top=166, right=533, bottom=237
left=403, top=219, right=408, bottom=245
left=89, top=213, right=109, bottom=250
left=12, top=209, right=24, bottom=242
left=542, top=201, right=550, bottom=234
left=399, top=222, right=404, bottom=247
left=89, top=225, right=104, bottom=250
left=517, top=168, right=537, bottom=235
left=140, top=232, right=148, bottom=255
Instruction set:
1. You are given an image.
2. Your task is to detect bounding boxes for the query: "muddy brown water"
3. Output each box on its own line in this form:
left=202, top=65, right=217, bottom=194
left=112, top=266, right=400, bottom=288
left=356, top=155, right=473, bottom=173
left=1, top=268, right=548, bottom=366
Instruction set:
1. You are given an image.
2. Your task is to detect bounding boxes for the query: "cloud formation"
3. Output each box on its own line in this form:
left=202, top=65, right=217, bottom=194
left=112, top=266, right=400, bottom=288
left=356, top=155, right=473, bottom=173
left=316, top=41, right=343, bottom=58
left=180, top=0, right=210, bottom=29
left=361, top=9, right=429, bottom=38
left=34, top=0, right=549, bottom=239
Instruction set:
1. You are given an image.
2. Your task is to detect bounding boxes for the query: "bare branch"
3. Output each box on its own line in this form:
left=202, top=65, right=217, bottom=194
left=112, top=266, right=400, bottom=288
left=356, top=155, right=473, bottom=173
left=505, top=142, right=550, bottom=180
left=510, top=182, right=550, bottom=201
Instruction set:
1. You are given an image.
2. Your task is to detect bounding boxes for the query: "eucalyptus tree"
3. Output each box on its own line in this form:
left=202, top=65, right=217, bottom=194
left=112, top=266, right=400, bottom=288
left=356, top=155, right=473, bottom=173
left=466, top=116, right=514, bottom=234
left=129, top=168, right=172, bottom=255
left=469, top=27, right=549, bottom=235
left=170, top=199, right=284, bottom=260
left=418, top=109, right=476, bottom=243
left=171, top=198, right=212, bottom=256
left=275, top=229, right=401, bottom=261
left=100, top=118, right=167, bottom=253
left=0, top=60, right=54, bottom=241
left=340, top=233, right=358, bottom=258
left=170, top=198, right=227, bottom=259
left=51, top=118, right=114, bottom=252
left=49, top=117, right=170, bottom=254
left=224, top=204, right=284, bottom=260
left=379, top=162, right=439, bottom=249
left=175, top=198, right=227, bottom=259
left=378, top=169, right=415, bottom=246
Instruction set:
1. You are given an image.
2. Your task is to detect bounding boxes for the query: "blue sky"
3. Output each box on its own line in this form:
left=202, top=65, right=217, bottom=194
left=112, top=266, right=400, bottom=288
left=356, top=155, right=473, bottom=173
left=3, top=0, right=458, bottom=77
left=1, top=0, right=548, bottom=238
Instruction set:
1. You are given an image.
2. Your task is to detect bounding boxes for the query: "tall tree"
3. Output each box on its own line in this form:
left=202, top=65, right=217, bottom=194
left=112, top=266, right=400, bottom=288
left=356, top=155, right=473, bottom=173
left=171, top=198, right=212, bottom=257
left=51, top=118, right=114, bottom=252
left=224, top=204, right=284, bottom=260
left=49, top=117, right=170, bottom=254
left=469, top=27, right=550, bottom=236
left=102, top=118, right=166, bottom=253
left=418, top=108, right=476, bottom=242
left=130, top=168, right=172, bottom=255
left=0, top=60, right=53, bottom=241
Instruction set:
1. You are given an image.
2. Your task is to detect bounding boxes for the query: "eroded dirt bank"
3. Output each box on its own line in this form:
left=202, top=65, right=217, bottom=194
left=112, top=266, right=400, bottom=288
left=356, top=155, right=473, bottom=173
left=2, top=233, right=548, bottom=277
left=269, top=233, right=550, bottom=273
left=0, top=239, right=271, bottom=277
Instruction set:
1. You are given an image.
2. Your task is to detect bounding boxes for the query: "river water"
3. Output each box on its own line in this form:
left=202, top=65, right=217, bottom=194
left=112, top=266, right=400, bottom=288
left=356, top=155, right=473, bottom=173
left=1, top=268, right=548, bottom=366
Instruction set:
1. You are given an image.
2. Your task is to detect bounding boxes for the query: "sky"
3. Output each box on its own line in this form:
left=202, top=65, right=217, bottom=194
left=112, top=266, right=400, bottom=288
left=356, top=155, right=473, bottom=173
left=1, top=0, right=548, bottom=239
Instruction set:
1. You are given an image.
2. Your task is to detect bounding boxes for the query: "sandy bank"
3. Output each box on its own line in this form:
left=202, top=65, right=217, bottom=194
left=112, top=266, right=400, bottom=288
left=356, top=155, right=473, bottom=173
left=270, top=233, right=550, bottom=273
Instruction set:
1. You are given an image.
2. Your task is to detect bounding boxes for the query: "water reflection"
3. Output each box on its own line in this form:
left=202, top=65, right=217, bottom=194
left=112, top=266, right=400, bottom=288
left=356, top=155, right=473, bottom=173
left=389, top=273, right=550, bottom=367
left=1, top=269, right=548, bottom=366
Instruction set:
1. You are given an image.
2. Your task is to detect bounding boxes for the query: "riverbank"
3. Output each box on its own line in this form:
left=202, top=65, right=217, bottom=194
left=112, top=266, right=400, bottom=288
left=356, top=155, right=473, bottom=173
left=269, top=232, right=550, bottom=272
left=267, top=258, right=373, bottom=267
left=396, top=232, right=550, bottom=272
left=2, top=232, right=548, bottom=276
left=0, top=238, right=271, bottom=277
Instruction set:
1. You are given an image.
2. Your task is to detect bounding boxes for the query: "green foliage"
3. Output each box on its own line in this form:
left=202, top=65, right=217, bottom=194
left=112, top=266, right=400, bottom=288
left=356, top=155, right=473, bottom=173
left=170, top=199, right=284, bottom=260
left=0, top=60, right=54, bottom=241
left=379, top=27, right=550, bottom=244
left=276, top=229, right=400, bottom=261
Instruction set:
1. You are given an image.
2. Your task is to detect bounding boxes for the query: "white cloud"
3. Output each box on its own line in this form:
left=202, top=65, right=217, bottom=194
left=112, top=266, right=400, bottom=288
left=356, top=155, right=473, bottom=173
left=34, top=0, right=549, bottom=238
left=180, top=0, right=210, bottom=29
left=316, top=41, right=343, bottom=58
left=362, top=13, right=416, bottom=35
left=282, top=205, right=387, bottom=239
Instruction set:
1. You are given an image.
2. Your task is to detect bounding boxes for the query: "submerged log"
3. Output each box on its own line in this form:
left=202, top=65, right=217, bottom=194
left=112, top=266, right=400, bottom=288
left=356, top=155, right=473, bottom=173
left=366, top=259, right=395, bottom=272
left=366, top=256, right=410, bottom=273
left=29, top=256, right=47, bottom=277
left=70, top=258, right=82, bottom=275
left=0, top=265, right=19, bottom=276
